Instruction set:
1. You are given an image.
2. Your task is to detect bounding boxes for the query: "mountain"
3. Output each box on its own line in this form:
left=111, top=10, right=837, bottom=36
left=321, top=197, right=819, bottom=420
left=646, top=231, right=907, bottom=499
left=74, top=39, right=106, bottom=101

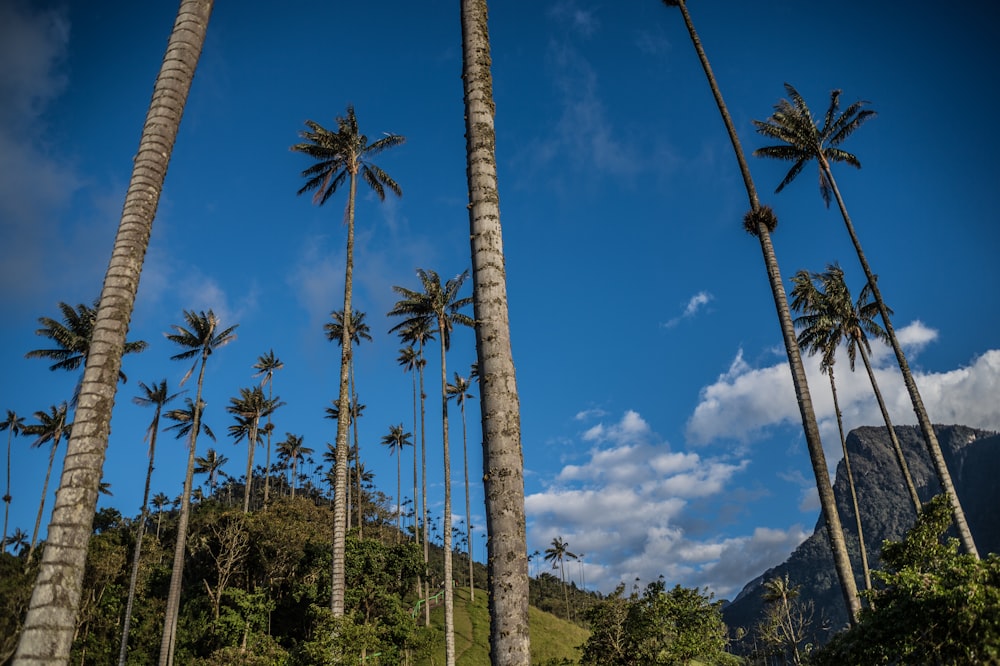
left=722, top=424, right=1000, bottom=649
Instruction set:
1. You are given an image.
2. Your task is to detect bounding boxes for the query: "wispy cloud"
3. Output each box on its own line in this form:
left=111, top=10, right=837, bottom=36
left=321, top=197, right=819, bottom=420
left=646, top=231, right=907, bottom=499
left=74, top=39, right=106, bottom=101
left=663, top=291, right=714, bottom=328
left=526, top=410, right=794, bottom=598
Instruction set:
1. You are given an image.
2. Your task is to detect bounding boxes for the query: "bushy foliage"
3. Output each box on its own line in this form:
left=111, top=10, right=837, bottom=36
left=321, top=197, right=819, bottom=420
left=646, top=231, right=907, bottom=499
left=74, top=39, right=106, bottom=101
left=811, top=495, right=1000, bottom=665
left=580, top=579, right=741, bottom=665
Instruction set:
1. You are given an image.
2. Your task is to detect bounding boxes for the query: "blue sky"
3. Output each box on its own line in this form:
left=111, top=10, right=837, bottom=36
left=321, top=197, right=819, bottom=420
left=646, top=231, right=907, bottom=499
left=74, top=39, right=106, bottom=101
left=2, top=0, right=999, bottom=600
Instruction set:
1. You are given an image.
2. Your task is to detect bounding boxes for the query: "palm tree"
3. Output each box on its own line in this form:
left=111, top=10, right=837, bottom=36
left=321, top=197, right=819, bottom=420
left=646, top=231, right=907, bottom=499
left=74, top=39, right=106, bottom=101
left=5, top=528, right=29, bottom=557
left=448, top=371, right=476, bottom=600
left=1, top=410, right=24, bottom=551
left=380, top=424, right=412, bottom=541
left=790, top=269, right=872, bottom=592
left=752, top=84, right=978, bottom=558
left=543, top=536, right=578, bottom=621
left=292, top=105, right=403, bottom=617
left=160, top=310, right=236, bottom=665
left=194, top=448, right=228, bottom=498
left=22, top=404, right=72, bottom=562
left=762, top=574, right=804, bottom=665
left=150, top=493, right=170, bottom=540
left=397, top=346, right=421, bottom=539
left=119, top=380, right=180, bottom=666
left=389, top=268, right=474, bottom=666
left=14, top=5, right=214, bottom=660
left=226, top=386, right=281, bottom=513
left=252, top=350, right=284, bottom=507
left=660, top=0, right=860, bottom=622
left=460, top=1, right=532, bottom=658
left=276, top=434, right=311, bottom=498
left=327, top=310, right=372, bottom=537
left=325, top=398, right=366, bottom=530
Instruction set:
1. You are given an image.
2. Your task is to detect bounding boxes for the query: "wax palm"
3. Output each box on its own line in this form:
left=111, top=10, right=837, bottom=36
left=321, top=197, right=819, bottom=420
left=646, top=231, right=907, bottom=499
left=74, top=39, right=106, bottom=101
left=544, top=536, right=578, bottom=620
left=448, top=371, right=476, bottom=600
left=292, top=105, right=403, bottom=616
left=227, top=386, right=282, bottom=513
left=1, top=410, right=24, bottom=551
left=194, top=448, right=228, bottom=497
left=22, top=403, right=72, bottom=562
left=119, top=379, right=180, bottom=666
left=276, top=434, right=311, bottom=498
left=325, top=397, right=366, bottom=529
left=15, top=6, right=213, bottom=659
left=796, top=265, right=921, bottom=512
left=397, top=346, right=422, bottom=539
left=151, top=493, right=170, bottom=540
left=5, top=528, right=29, bottom=557
left=753, top=84, right=976, bottom=557
left=459, top=3, right=532, bottom=655
left=327, top=310, right=372, bottom=537
left=660, top=0, right=860, bottom=621
left=252, top=349, right=284, bottom=507
left=791, top=270, right=872, bottom=592
left=160, top=309, right=236, bottom=662
left=380, top=424, right=412, bottom=540
left=389, top=268, right=474, bottom=661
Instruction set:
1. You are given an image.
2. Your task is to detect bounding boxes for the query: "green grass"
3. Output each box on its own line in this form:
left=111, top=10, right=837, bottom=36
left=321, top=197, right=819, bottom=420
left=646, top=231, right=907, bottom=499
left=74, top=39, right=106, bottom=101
left=415, top=586, right=589, bottom=665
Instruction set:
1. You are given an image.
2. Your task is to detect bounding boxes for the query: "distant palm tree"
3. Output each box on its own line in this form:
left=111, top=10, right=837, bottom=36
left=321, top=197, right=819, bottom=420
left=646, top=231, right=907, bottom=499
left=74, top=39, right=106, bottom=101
left=544, top=536, right=578, bottom=620
left=160, top=310, right=236, bottom=663
left=6, top=528, right=29, bottom=557
left=791, top=269, right=872, bottom=592
left=227, top=386, right=281, bottom=513
left=252, top=350, right=284, bottom=507
left=660, top=0, right=860, bottom=623
left=380, top=424, right=412, bottom=540
left=325, top=397, right=366, bottom=530
left=14, top=5, right=214, bottom=660
left=119, top=379, right=180, bottom=666
left=460, top=1, right=532, bottom=657
left=151, top=493, right=170, bottom=540
left=762, top=574, right=805, bottom=665
left=752, top=84, right=977, bottom=557
left=389, top=268, right=474, bottom=664
left=276, top=434, right=311, bottom=498
left=194, top=448, right=229, bottom=498
left=397, top=346, right=421, bottom=538
left=1, top=410, right=25, bottom=550
left=292, top=105, right=404, bottom=618
left=23, top=404, right=72, bottom=562
left=448, top=371, right=476, bottom=600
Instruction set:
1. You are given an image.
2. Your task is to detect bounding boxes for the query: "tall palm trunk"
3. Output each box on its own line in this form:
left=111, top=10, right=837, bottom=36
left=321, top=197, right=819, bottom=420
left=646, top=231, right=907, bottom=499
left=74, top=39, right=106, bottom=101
left=856, top=343, right=920, bottom=511
left=119, top=409, right=163, bottom=665
left=436, top=328, right=456, bottom=666
left=827, top=367, right=871, bottom=591
left=27, top=432, right=62, bottom=563
left=263, top=392, right=274, bottom=507
left=461, top=0, right=532, bottom=661
left=818, top=154, right=978, bottom=558
left=459, top=394, right=474, bottom=600
left=242, top=418, right=260, bottom=513
left=417, top=342, right=430, bottom=625
left=329, top=170, right=357, bottom=616
left=14, top=3, right=213, bottom=662
left=665, top=0, right=860, bottom=622
left=160, top=359, right=209, bottom=665
left=2, top=424, right=16, bottom=550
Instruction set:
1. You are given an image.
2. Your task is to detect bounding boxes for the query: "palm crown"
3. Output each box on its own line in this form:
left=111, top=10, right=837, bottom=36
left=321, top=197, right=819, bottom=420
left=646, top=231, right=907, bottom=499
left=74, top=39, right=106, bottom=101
left=388, top=269, right=474, bottom=350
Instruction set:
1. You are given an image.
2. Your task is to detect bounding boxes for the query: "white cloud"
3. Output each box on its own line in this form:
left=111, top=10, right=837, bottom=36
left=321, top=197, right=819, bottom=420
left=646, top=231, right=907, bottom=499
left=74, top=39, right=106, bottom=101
left=663, top=291, right=714, bottom=328
left=526, top=410, right=797, bottom=598
left=896, top=320, right=938, bottom=355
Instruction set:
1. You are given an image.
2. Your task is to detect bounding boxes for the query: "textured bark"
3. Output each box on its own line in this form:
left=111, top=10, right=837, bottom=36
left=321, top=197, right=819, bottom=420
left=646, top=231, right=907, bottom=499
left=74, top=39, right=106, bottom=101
left=857, top=344, right=921, bottom=512
left=13, top=2, right=213, bottom=663
left=819, top=155, right=979, bottom=559
left=460, top=1, right=531, bottom=663
left=668, top=0, right=861, bottom=623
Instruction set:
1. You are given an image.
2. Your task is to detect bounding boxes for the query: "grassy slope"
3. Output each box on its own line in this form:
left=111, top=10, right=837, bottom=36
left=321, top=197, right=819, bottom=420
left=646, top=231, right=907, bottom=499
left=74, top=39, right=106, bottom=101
left=415, top=586, right=589, bottom=665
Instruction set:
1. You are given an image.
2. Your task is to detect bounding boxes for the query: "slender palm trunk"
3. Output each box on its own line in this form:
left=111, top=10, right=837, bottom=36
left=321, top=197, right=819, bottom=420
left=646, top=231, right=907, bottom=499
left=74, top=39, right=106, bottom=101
left=410, top=369, right=419, bottom=540
left=437, top=328, right=456, bottom=666
left=461, top=0, right=532, bottom=661
left=460, top=399, right=474, bottom=600
left=160, top=359, right=209, bottom=666
left=119, top=411, right=162, bottom=666
left=395, top=441, right=402, bottom=542
left=819, top=156, right=977, bottom=557
left=2, top=429, right=13, bottom=549
left=857, top=344, right=921, bottom=512
left=263, top=383, right=274, bottom=507
left=27, top=434, right=61, bottom=563
left=417, top=344, right=430, bottom=625
left=668, top=0, right=860, bottom=622
left=351, top=380, right=363, bottom=538
left=329, top=170, right=357, bottom=616
left=14, top=4, right=213, bottom=662
left=243, top=418, right=259, bottom=513
left=828, top=368, right=871, bottom=591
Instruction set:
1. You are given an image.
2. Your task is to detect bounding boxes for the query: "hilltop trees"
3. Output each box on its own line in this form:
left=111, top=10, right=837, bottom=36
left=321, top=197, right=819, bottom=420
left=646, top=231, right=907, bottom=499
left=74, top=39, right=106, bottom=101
left=291, top=105, right=404, bottom=617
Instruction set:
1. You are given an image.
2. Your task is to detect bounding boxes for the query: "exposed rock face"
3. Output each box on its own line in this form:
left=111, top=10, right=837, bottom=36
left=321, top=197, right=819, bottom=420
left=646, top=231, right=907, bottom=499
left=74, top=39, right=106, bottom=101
left=722, top=424, right=1000, bottom=648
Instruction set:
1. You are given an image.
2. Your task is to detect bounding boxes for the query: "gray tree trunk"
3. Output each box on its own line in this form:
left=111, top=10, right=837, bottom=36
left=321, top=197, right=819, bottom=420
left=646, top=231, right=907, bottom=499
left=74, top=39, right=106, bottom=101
left=14, top=3, right=213, bottom=662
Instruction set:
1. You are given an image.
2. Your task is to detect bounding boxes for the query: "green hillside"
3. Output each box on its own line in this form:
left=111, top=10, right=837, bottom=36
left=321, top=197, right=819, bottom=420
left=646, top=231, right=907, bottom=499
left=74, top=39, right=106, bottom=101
left=415, top=586, right=589, bottom=665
